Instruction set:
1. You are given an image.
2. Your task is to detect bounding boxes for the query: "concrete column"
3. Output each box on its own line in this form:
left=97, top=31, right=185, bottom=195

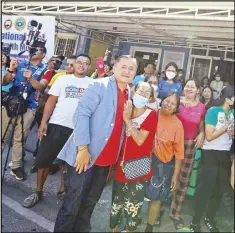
left=76, top=28, right=89, bottom=55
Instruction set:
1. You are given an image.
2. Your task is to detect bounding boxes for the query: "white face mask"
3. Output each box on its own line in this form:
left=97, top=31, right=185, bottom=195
left=166, top=71, right=176, bottom=80
left=151, top=84, right=158, bottom=92
left=215, top=76, right=221, bottom=81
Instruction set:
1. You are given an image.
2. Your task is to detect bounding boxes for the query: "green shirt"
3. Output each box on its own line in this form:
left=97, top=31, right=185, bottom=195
left=203, top=106, right=234, bottom=151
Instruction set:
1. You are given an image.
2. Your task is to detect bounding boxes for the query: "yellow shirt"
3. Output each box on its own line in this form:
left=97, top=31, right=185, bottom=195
left=48, top=72, right=66, bottom=87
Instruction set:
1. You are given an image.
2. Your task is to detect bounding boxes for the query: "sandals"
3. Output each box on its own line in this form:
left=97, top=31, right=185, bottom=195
left=155, top=208, right=165, bottom=227
left=171, top=217, right=184, bottom=230
left=22, top=191, right=42, bottom=208
left=57, top=190, right=65, bottom=197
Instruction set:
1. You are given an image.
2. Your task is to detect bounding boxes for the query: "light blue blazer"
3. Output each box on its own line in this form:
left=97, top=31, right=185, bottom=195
left=57, top=75, right=131, bottom=168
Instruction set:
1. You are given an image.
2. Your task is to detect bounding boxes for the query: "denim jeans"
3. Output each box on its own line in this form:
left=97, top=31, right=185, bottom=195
left=54, top=163, right=110, bottom=232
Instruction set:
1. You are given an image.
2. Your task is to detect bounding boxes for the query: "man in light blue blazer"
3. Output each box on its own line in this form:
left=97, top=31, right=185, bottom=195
left=54, top=55, right=138, bottom=232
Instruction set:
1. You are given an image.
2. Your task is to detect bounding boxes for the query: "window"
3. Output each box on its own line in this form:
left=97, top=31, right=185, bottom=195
left=55, top=33, right=78, bottom=57
left=208, top=50, right=224, bottom=58
left=226, top=51, right=234, bottom=60
left=191, top=49, right=207, bottom=56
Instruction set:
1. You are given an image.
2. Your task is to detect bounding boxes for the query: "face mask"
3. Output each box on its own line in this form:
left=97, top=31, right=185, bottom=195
left=215, top=76, right=221, bottom=81
left=132, top=94, right=148, bottom=108
left=166, top=71, right=176, bottom=80
left=151, top=84, right=158, bottom=92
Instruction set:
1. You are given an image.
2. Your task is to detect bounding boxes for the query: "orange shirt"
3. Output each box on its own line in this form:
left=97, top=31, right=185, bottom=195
left=154, top=111, right=184, bottom=163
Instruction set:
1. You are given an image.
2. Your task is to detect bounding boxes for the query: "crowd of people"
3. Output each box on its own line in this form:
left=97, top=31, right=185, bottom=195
left=1, top=47, right=234, bottom=232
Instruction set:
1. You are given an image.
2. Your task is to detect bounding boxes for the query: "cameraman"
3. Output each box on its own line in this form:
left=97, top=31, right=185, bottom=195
left=2, top=54, right=13, bottom=91
left=2, top=46, right=48, bottom=180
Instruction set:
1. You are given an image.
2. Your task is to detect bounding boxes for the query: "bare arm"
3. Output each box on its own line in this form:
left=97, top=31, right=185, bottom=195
left=41, top=95, right=58, bottom=124
left=231, top=157, right=234, bottom=189
left=205, top=124, right=227, bottom=142
left=125, top=119, right=150, bottom=146
left=173, top=158, right=182, bottom=178
left=3, top=58, right=18, bottom=85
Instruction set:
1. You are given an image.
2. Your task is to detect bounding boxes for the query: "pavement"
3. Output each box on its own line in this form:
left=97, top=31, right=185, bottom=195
left=1, top=126, right=234, bottom=232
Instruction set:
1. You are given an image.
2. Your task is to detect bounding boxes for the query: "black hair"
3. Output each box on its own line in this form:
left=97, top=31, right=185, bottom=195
left=134, top=82, right=154, bottom=98
left=104, top=61, right=112, bottom=70
left=212, top=86, right=234, bottom=107
left=67, top=55, right=77, bottom=60
left=200, top=76, right=210, bottom=86
left=39, top=46, right=47, bottom=54
left=112, top=54, right=119, bottom=60
left=201, top=86, right=214, bottom=109
left=165, top=62, right=178, bottom=72
left=178, top=69, right=183, bottom=72
left=160, top=92, right=180, bottom=114
left=77, top=54, right=91, bottom=64
left=2, top=54, right=11, bottom=68
left=144, top=62, right=155, bottom=68
left=163, top=62, right=178, bottom=81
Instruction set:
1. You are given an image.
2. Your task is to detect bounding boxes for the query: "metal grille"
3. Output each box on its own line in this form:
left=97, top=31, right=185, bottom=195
left=55, top=38, right=76, bottom=57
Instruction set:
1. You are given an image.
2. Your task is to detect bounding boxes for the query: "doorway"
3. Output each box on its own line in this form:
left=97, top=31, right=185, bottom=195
left=129, top=46, right=162, bottom=75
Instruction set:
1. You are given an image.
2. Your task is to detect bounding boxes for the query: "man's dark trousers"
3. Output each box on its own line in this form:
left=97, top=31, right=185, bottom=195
left=54, top=163, right=110, bottom=232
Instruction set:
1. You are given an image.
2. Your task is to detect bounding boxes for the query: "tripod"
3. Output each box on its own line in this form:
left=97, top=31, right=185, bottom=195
left=1, top=89, right=26, bottom=184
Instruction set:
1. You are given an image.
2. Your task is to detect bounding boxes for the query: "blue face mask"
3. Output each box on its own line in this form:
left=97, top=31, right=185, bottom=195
left=132, top=94, right=148, bottom=108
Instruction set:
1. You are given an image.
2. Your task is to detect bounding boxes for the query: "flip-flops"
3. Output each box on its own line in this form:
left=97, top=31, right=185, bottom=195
left=155, top=208, right=165, bottom=227
left=171, top=217, right=184, bottom=230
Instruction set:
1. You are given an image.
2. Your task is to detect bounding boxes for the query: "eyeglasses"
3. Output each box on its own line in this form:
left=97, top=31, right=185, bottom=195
left=65, top=63, right=74, bottom=67
left=76, top=61, right=90, bottom=66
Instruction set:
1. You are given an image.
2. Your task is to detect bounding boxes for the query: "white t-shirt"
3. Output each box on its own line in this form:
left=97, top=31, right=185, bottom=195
left=48, top=74, right=93, bottom=129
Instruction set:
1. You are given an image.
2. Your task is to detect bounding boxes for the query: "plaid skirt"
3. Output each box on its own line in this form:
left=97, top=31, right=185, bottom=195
left=169, top=138, right=196, bottom=219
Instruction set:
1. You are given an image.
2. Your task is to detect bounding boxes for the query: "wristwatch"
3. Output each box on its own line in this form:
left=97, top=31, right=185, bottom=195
left=7, top=69, right=13, bottom=73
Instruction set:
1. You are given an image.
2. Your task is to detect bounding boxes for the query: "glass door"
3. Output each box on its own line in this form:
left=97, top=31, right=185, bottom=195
left=130, top=46, right=162, bottom=75
left=189, top=57, right=211, bottom=82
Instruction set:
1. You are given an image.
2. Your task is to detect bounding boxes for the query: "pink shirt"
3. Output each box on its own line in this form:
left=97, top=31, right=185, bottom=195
left=177, top=103, right=206, bottom=139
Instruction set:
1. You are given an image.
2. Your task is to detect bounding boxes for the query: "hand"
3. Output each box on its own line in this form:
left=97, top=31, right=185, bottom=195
left=38, top=122, right=47, bottom=140
left=104, top=49, right=111, bottom=57
left=231, top=160, right=234, bottom=190
left=123, top=100, right=133, bottom=123
left=194, top=132, right=205, bottom=148
left=24, top=69, right=33, bottom=81
left=227, top=128, right=234, bottom=138
left=170, top=175, right=178, bottom=193
left=74, top=150, right=92, bottom=174
left=9, top=58, right=18, bottom=70
left=231, top=171, right=234, bottom=190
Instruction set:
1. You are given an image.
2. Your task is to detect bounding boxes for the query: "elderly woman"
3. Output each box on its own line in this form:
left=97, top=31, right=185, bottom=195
left=110, top=82, right=157, bottom=232
left=144, top=93, right=184, bottom=232
left=169, top=79, right=207, bottom=230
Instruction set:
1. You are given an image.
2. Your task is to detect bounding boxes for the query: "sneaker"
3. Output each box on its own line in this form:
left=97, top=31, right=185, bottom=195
left=190, top=222, right=201, bottom=232
left=22, top=191, right=43, bottom=208
left=8, top=161, right=12, bottom=167
left=204, top=217, right=219, bottom=232
left=10, top=167, right=24, bottom=180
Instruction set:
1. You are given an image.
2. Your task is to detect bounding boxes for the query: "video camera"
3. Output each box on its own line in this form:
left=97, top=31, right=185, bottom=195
left=19, top=20, right=47, bottom=56
left=2, top=42, right=12, bottom=56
